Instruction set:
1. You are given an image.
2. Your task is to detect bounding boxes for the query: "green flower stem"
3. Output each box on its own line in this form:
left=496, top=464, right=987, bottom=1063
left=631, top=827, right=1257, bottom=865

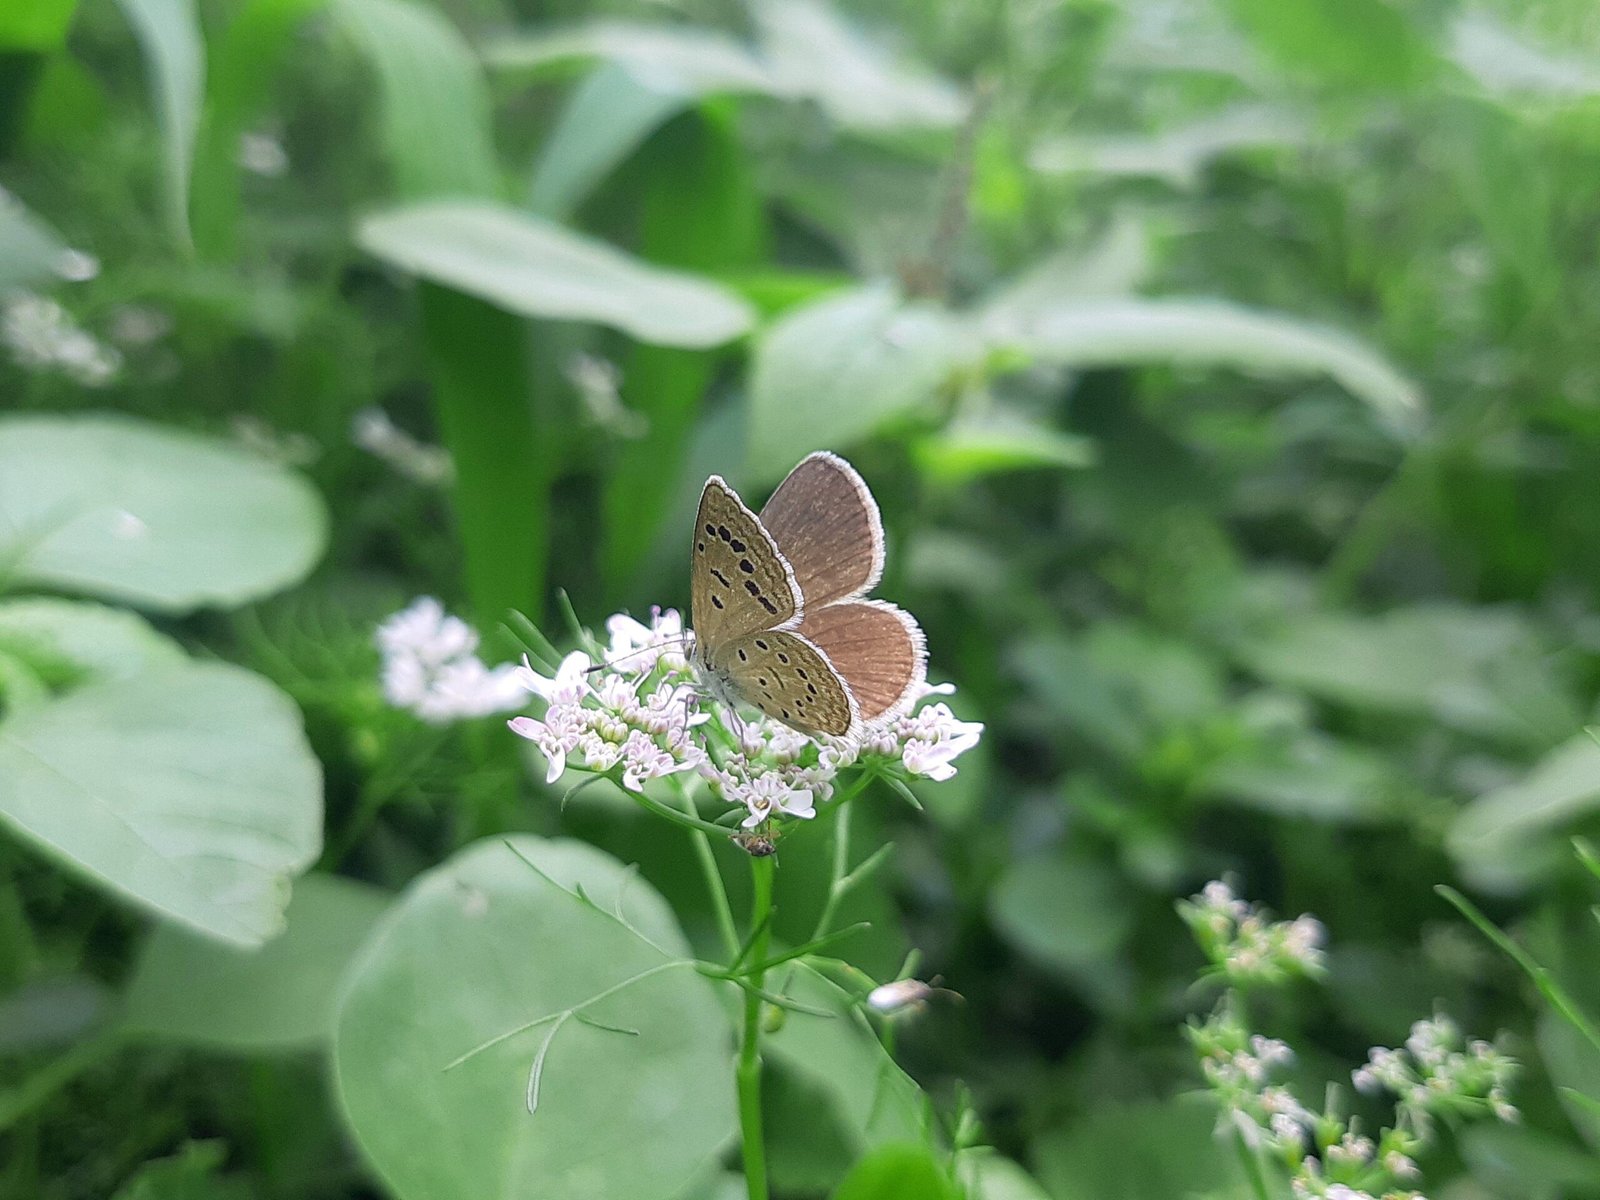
left=737, top=854, right=775, bottom=1200
left=671, top=778, right=740, bottom=959
left=632, top=787, right=739, bottom=839
left=1233, top=1129, right=1274, bottom=1200
left=811, top=794, right=854, bottom=943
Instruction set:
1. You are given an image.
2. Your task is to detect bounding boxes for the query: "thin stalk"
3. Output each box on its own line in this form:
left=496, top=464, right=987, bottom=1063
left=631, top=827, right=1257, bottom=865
left=811, top=796, right=854, bottom=943
left=672, top=778, right=739, bottom=959
left=0, top=1031, right=121, bottom=1132
left=1233, top=1130, right=1274, bottom=1200
left=1437, top=885, right=1600, bottom=1055
left=737, top=855, right=774, bottom=1200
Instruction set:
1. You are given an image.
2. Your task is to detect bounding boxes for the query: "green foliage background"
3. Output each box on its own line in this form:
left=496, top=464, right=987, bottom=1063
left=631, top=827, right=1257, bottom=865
left=4, top=0, right=1600, bottom=1196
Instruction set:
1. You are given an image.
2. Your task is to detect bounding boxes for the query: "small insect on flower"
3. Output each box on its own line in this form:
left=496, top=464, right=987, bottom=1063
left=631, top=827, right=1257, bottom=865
left=733, top=831, right=778, bottom=857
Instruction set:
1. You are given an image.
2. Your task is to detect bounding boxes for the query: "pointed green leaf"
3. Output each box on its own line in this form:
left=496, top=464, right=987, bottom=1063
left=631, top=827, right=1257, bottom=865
left=359, top=200, right=755, bottom=348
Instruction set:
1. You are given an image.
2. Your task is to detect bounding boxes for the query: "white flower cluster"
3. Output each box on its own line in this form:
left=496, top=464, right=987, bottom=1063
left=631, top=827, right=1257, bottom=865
left=1179, top=880, right=1326, bottom=986
left=1, top=292, right=121, bottom=385
left=1185, top=888, right=1518, bottom=1200
left=351, top=406, right=454, bottom=485
left=507, top=607, right=983, bottom=831
left=1352, top=1014, right=1518, bottom=1132
left=376, top=597, right=526, bottom=724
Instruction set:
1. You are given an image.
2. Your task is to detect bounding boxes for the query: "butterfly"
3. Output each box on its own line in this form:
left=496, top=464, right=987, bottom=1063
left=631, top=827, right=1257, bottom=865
left=689, top=451, right=926, bottom=741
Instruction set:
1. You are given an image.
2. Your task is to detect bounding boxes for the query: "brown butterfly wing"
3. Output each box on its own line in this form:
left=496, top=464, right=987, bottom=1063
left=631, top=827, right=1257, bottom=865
left=758, top=452, right=884, bottom=608
left=796, top=600, right=925, bottom=722
left=692, top=477, right=802, bottom=649
left=716, top=630, right=857, bottom=738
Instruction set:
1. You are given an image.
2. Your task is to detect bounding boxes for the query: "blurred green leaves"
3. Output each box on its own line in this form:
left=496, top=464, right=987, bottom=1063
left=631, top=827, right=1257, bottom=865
left=334, top=837, right=735, bottom=1200
left=747, top=285, right=979, bottom=482
left=0, top=654, right=322, bottom=945
left=359, top=200, right=755, bottom=348
left=116, top=0, right=203, bottom=246
left=0, top=414, right=327, bottom=613
left=122, top=874, right=389, bottom=1050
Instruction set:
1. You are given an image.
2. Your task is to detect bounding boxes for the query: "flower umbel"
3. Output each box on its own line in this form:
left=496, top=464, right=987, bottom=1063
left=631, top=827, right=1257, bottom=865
left=507, top=606, right=983, bottom=829
left=376, top=597, right=526, bottom=724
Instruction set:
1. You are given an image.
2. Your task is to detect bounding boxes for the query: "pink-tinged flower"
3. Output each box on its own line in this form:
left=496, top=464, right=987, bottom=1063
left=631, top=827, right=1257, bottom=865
left=516, top=650, right=592, bottom=704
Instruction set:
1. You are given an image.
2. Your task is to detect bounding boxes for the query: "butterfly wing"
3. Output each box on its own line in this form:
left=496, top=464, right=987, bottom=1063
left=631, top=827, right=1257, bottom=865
left=692, top=476, right=802, bottom=650
left=796, top=599, right=925, bottom=722
left=758, top=452, right=884, bottom=608
left=716, top=630, right=858, bottom=738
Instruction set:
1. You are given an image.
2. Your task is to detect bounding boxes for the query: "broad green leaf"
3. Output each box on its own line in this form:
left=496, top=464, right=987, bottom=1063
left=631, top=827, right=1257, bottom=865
left=359, top=200, right=755, bottom=348
left=1452, top=735, right=1600, bottom=857
left=1240, top=604, right=1576, bottom=743
left=746, top=284, right=979, bottom=482
left=1450, top=11, right=1600, bottom=99
left=0, top=192, right=74, bottom=291
left=1034, top=1099, right=1241, bottom=1200
left=1031, top=104, right=1306, bottom=188
left=333, top=836, right=735, bottom=1200
left=752, top=0, right=963, bottom=131
left=331, top=0, right=498, bottom=200
left=0, top=661, right=322, bottom=946
left=831, top=1144, right=958, bottom=1200
left=528, top=63, right=693, bottom=219
left=115, top=0, right=203, bottom=247
left=0, top=0, right=78, bottom=50
left=993, top=298, right=1423, bottom=435
left=0, top=597, right=185, bottom=685
left=1198, top=730, right=1400, bottom=823
left=764, top=964, right=927, bottom=1172
left=1221, top=0, right=1437, bottom=91
left=122, top=874, right=390, bottom=1051
left=955, top=1152, right=1052, bottom=1200
left=487, top=22, right=784, bottom=98
left=111, top=1141, right=247, bottom=1200
left=979, top=218, right=1152, bottom=326
left=988, top=853, right=1134, bottom=1006
left=0, top=414, right=328, bottom=613
left=912, top=418, right=1095, bottom=483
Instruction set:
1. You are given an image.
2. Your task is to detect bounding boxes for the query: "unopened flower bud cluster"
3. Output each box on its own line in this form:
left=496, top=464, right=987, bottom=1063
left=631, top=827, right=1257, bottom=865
left=1178, top=879, right=1326, bottom=987
left=1183, top=882, right=1517, bottom=1200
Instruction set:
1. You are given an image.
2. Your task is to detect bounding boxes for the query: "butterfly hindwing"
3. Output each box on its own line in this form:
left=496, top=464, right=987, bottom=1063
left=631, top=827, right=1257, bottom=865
left=758, top=451, right=884, bottom=608
left=797, top=599, right=925, bottom=722
left=692, top=477, right=802, bottom=648
left=717, top=630, right=856, bottom=738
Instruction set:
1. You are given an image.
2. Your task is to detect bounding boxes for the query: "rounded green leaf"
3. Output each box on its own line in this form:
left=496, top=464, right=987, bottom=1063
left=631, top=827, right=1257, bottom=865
left=746, top=285, right=979, bottom=483
left=0, top=414, right=327, bottom=613
left=333, top=836, right=735, bottom=1200
left=0, top=661, right=323, bottom=946
left=988, top=853, right=1135, bottom=995
left=122, top=874, right=391, bottom=1051
left=357, top=200, right=755, bottom=348
left=0, top=597, right=187, bottom=683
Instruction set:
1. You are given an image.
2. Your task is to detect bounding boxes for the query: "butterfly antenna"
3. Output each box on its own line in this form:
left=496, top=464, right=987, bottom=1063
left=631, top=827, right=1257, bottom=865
left=584, top=635, right=694, bottom=675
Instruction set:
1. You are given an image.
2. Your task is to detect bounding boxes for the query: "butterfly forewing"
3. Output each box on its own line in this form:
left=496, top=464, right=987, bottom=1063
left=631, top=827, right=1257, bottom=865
left=797, top=599, right=926, bottom=721
left=718, top=631, right=856, bottom=737
left=758, top=452, right=884, bottom=608
left=691, top=477, right=801, bottom=648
